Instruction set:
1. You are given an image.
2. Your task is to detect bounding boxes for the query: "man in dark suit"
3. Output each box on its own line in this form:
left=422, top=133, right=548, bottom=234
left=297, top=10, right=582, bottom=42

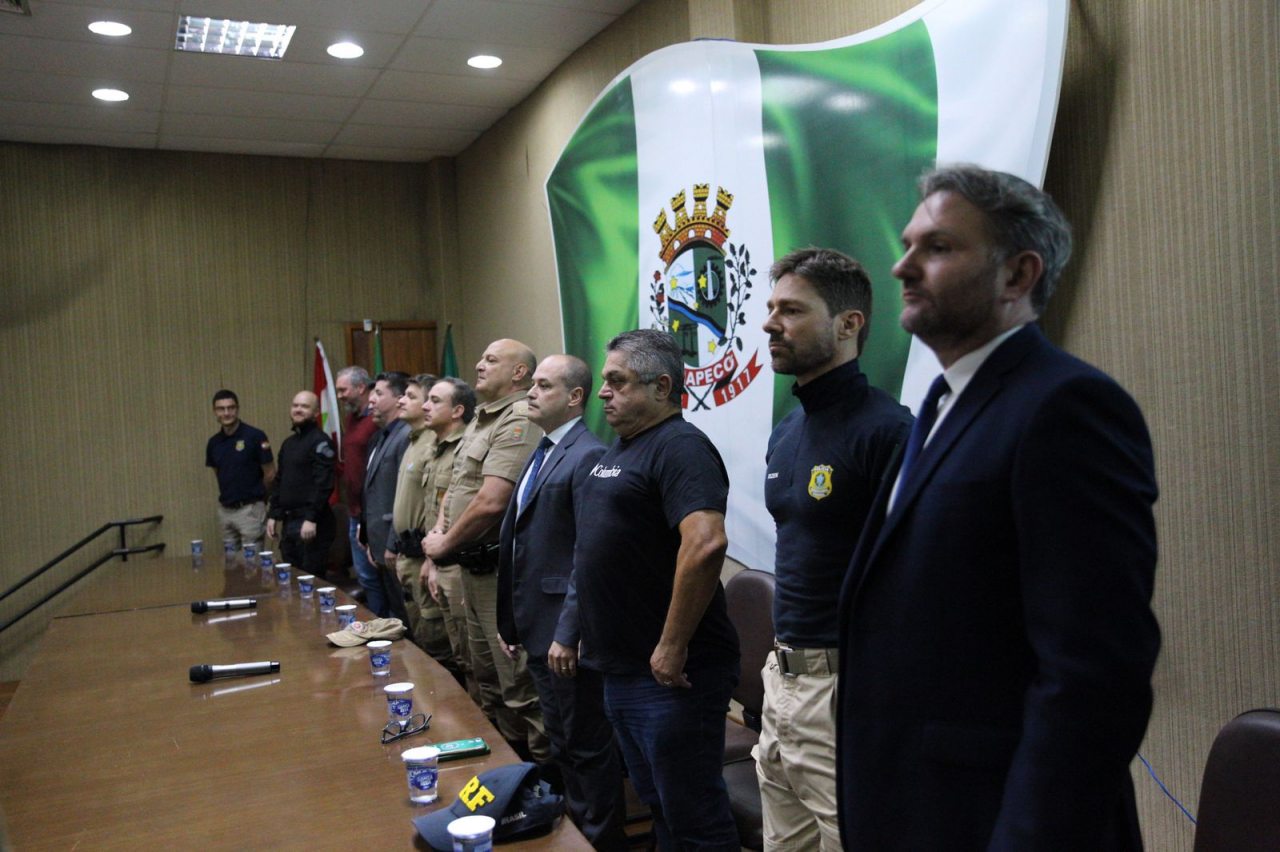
left=359, top=371, right=411, bottom=620
left=497, top=354, right=625, bottom=850
left=837, top=165, right=1160, bottom=850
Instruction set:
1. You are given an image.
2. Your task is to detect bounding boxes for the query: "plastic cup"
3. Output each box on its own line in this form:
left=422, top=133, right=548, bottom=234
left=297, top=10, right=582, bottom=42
left=368, top=640, right=392, bottom=677
left=259, top=550, right=274, bottom=570
left=317, top=587, right=337, bottom=613
left=297, top=574, right=316, bottom=598
left=243, top=542, right=257, bottom=562
left=275, top=561, right=292, bottom=585
left=335, top=604, right=357, bottom=628
left=402, top=745, right=441, bottom=804
left=223, top=539, right=237, bottom=559
left=448, top=815, right=496, bottom=851
left=191, top=539, right=204, bottom=556
left=384, top=682, right=414, bottom=722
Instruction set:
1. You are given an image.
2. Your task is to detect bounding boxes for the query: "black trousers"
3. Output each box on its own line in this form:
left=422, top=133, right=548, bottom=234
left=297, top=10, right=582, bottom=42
left=279, top=511, right=336, bottom=580
left=526, top=657, right=628, bottom=851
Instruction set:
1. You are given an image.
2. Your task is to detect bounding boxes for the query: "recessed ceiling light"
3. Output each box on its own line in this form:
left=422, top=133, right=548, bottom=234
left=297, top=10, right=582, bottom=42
left=174, top=16, right=295, bottom=59
left=92, top=88, right=129, bottom=102
left=327, top=41, right=364, bottom=59
left=467, top=54, right=502, bottom=70
left=88, top=21, right=131, bottom=37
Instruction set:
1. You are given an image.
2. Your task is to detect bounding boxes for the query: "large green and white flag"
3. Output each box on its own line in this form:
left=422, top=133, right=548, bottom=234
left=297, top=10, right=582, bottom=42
left=547, top=0, right=1067, bottom=571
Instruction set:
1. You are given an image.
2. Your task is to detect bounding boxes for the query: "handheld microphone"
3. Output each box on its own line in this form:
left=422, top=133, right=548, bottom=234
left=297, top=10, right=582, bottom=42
left=191, top=598, right=257, bottom=614
left=189, top=661, right=281, bottom=683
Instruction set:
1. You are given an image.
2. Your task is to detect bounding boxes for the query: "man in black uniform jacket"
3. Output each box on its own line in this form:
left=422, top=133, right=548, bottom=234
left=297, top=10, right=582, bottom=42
left=267, top=390, right=337, bottom=579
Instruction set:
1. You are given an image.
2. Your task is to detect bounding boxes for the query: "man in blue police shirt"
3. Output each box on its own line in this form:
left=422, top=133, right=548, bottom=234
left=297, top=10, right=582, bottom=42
left=206, top=389, right=275, bottom=551
left=758, top=248, right=911, bottom=850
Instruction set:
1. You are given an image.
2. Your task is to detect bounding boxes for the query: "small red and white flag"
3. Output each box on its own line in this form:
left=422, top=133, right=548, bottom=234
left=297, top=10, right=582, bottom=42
left=313, top=338, right=342, bottom=452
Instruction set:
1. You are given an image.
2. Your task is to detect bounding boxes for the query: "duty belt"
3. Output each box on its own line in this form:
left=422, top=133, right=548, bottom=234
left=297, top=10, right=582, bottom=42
left=450, top=541, right=500, bottom=575
left=774, top=643, right=839, bottom=678
left=397, top=529, right=426, bottom=559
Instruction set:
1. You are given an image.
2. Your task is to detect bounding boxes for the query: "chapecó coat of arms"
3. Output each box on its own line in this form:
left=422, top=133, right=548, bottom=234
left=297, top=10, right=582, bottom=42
left=647, top=184, right=763, bottom=411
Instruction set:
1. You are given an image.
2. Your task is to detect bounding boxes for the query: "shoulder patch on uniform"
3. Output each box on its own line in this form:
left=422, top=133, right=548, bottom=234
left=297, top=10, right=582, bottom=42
left=808, top=465, right=833, bottom=500
left=512, top=399, right=530, bottom=415
left=261, top=440, right=271, bottom=450
left=511, top=424, right=525, bottom=440
left=316, top=442, right=336, bottom=459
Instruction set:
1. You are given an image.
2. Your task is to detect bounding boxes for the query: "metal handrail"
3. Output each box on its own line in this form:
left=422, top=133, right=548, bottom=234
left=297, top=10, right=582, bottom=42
left=0, top=515, right=164, bottom=633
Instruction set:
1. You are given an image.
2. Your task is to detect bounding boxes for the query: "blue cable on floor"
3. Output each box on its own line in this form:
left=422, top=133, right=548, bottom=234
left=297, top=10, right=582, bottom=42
left=1138, top=752, right=1197, bottom=825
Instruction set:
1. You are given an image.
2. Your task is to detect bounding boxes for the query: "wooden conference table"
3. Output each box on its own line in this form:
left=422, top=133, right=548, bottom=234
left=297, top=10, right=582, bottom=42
left=0, top=555, right=590, bottom=850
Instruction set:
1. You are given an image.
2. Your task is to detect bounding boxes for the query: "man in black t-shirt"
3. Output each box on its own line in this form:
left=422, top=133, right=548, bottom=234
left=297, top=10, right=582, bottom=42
left=575, top=329, right=739, bottom=852
left=205, top=389, right=275, bottom=551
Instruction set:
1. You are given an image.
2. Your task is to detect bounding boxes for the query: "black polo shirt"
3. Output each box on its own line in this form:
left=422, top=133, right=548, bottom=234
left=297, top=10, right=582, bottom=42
left=206, top=421, right=273, bottom=505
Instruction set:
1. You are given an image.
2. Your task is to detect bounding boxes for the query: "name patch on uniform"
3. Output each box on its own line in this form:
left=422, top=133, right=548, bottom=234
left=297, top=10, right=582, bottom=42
left=808, top=465, right=833, bottom=500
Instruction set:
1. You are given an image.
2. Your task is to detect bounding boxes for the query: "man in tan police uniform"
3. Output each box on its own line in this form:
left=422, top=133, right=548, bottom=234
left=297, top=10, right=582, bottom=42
left=418, top=376, right=477, bottom=693
left=389, top=374, right=451, bottom=663
left=424, top=339, right=548, bottom=762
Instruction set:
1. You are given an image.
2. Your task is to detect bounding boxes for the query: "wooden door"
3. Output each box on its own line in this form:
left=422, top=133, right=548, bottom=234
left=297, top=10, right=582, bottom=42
left=345, top=321, right=438, bottom=377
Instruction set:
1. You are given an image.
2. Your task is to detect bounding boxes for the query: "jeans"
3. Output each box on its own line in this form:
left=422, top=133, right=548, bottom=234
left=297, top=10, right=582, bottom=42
left=349, top=515, right=387, bottom=616
left=604, top=664, right=740, bottom=851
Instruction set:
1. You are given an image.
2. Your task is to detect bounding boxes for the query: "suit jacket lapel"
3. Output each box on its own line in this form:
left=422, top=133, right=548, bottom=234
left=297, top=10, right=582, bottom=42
left=859, top=326, right=1045, bottom=581
left=364, top=430, right=386, bottom=487
left=516, top=421, right=584, bottom=520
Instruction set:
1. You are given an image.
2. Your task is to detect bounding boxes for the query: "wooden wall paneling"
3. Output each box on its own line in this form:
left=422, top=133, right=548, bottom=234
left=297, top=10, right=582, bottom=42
left=0, top=145, right=431, bottom=681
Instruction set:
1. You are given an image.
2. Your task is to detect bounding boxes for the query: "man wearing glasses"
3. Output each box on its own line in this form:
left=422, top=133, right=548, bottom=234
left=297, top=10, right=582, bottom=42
left=574, top=329, right=740, bottom=851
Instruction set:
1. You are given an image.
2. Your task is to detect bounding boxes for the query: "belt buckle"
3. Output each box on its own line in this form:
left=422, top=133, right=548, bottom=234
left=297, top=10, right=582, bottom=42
left=775, top=643, right=797, bottom=678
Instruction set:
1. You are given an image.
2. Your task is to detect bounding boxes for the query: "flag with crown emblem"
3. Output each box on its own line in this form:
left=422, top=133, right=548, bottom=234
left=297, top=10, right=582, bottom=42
left=546, top=0, right=1068, bottom=571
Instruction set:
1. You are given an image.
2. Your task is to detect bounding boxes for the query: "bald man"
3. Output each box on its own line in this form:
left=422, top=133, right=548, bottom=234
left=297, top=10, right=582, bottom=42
left=425, top=338, right=548, bottom=763
left=267, top=390, right=338, bottom=580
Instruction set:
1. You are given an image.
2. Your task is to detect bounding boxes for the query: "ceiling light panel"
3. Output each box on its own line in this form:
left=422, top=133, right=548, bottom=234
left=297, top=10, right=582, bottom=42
left=175, top=16, right=295, bottom=59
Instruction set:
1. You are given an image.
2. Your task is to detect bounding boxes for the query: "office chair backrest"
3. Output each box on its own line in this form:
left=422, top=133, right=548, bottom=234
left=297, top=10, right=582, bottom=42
left=724, top=568, right=775, bottom=727
left=1193, top=707, right=1280, bottom=852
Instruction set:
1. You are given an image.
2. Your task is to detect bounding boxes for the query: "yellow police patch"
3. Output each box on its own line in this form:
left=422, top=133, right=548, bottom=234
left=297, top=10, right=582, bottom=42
left=808, top=465, right=833, bottom=500
left=235, top=440, right=245, bottom=451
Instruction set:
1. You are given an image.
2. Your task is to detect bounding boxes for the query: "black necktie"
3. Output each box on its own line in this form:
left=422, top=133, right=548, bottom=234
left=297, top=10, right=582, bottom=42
left=898, top=374, right=950, bottom=484
left=519, top=437, right=554, bottom=508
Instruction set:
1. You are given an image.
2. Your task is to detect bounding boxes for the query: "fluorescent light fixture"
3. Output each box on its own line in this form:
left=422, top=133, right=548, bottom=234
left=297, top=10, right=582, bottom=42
left=88, top=21, right=132, bottom=37
left=92, top=88, right=129, bottom=102
left=467, top=54, right=502, bottom=69
left=175, top=16, right=295, bottom=59
left=326, top=41, right=364, bottom=59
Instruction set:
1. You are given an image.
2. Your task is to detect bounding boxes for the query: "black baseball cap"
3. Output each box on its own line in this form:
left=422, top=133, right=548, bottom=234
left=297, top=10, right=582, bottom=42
left=412, top=762, right=563, bottom=850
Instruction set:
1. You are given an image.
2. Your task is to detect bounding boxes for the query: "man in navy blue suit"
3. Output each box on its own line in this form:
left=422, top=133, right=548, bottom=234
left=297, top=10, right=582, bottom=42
left=497, top=354, right=626, bottom=850
left=837, top=165, right=1160, bottom=850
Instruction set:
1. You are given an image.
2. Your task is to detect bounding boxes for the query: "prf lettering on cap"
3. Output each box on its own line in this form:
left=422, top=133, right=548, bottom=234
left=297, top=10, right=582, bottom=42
left=459, top=776, right=496, bottom=811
